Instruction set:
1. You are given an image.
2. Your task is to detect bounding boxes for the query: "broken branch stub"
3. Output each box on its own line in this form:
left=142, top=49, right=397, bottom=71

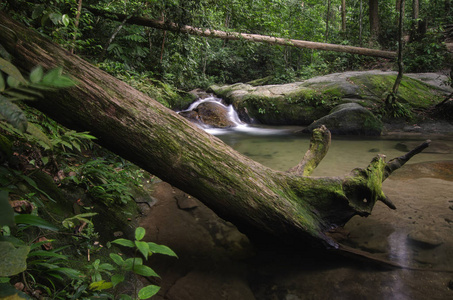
left=288, top=125, right=331, bottom=176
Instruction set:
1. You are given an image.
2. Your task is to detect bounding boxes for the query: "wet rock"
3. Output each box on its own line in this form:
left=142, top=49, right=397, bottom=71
left=188, top=89, right=212, bottom=99
left=407, top=229, right=443, bottom=249
left=195, top=102, right=236, bottom=127
left=302, top=103, right=383, bottom=135
left=180, top=102, right=236, bottom=128
left=140, top=182, right=254, bottom=299
left=165, top=270, right=255, bottom=300
left=178, top=110, right=201, bottom=124
left=390, top=161, right=453, bottom=181
left=175, top=194, right=198, bottom=210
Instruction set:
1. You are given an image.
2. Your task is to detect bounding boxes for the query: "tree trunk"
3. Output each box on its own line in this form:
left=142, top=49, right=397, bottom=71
left=369, top=0, right=379, bottom=43
left=392, top=0, right=405, bottom=96
left=412, top=0, right=419, bottom=20
left=0, top=11, right=426, bottom=250
left=325, top=0, right=331, bottom=42
left=385, top=0, right=405, bottom=108
left=359, top=0, right=363, bottom=46
left=86, top=7, right=396, bottom=59
left=341, top=0, right=346, bottom=32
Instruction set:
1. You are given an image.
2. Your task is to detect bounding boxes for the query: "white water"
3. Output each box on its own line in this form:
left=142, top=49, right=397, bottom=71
left=180, top=96, right=288, bottom=135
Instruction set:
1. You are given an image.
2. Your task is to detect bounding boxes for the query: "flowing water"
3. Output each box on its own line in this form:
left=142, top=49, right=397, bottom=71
left=184, top=97, right=453, bottom=298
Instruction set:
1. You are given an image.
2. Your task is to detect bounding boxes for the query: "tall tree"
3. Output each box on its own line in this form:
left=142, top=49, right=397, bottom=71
left=369, top=0, right=379, bottom=43
left=386, top=0, right=405, bottom=108
left=412, top=0, right=419, bottom=20
left=341, top=0, right=346, bottom=32
left=325, top=0, right=332, bottom=41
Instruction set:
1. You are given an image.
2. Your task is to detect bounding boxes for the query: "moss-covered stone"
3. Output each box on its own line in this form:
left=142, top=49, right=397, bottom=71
left=350, top=74, right=444, bottom=108
left=303, top=103, right=383, bottom=135
left=208, top=71, right=450, bottom=128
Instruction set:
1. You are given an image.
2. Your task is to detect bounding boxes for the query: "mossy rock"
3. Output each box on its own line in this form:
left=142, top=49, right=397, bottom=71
left=208, top=71, right=450, bottom=127
left=303, top=103, right=383, bottom=135
left=350, top=74, right=444, bottom=109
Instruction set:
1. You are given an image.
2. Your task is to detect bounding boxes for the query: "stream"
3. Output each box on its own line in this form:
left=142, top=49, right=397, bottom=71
left=177, top=96, right=453, bottom=299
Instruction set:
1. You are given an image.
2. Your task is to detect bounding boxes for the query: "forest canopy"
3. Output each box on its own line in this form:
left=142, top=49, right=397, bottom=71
left=2, top=0, right=451, bottom=92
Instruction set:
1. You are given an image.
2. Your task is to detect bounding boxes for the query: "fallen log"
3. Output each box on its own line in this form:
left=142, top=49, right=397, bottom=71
left=87, top=7, right=397, bottom=59
left=0, top=11, right=425, bottom=249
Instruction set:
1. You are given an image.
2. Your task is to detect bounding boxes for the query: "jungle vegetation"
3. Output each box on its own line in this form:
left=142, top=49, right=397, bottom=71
left=0, top=0, right=452, bottom=299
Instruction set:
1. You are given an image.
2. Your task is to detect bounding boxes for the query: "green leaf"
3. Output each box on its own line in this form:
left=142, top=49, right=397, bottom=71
left=138, top=285, right=160, bottom=299
left=123, top=257, right=142, bottom=271
left=0, top=95, right=28, bottom=132
left=111, top=238, right=135, bottom=248
left=0, top=242, right=30, bottom=276
left=29, top=66, right=44, bottom=83
left=29, top=239, right=54, bottom=250
left=26, top=123, right=53, bottom=150
left=27, top=250, right=67, bottom=259
left=41, top=156, right=49, bottom=165
left=0, top=58, right=27, bottom=84
left=111, top=274, right=125, bottom=287
left=132, top=264, right=159, bottom=277
left=0, top=277, right=10, bottom=283
left=89, top=280, right=113, bottom=291
left=0, top=191, right=14, bottom=227
left=135, top=227, right=146, bottom=241
left=109, top=253, right=124, bottom=266
left=7, top=75, right=21, bottom=88
left=135, top=241, right=149, bottom=260
left=13, top=87, right=44, bottom=98
left=118, top=294, right=133, bottom=300
left=62, top=14, right=70, bottom=27
left=99, top=263, right=115, bottom=271
left=41, top=67, right=75, bottom=88
left=147, top=242, right=177, bottom=257
left=3, top=90, right=37, bottom=101
left=52, top=267, right=82, bottom=279
left=14, top=214, right=59, bottom=231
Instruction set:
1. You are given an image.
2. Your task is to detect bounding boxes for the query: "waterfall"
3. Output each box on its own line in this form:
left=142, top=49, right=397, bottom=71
left=180, top=95, right=294, bottom=135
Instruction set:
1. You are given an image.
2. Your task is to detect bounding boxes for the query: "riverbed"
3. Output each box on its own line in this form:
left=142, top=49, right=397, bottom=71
left=144, top=125, right=453, bottom=300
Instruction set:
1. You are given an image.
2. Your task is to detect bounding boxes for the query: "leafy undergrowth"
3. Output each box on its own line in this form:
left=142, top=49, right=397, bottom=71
left=0, top=59, right=176, bottom=299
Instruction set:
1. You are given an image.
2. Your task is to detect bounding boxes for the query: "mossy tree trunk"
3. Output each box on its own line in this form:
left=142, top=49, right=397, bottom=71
left=0, top=12, right=428, bottom=249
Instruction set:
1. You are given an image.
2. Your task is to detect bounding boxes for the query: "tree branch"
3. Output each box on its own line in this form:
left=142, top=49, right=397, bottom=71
left=288, top=125, right=331, bottom=176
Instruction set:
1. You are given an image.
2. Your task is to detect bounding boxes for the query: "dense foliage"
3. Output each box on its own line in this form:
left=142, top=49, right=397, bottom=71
left=2, top=0, right=451, bottom=92
left=0, top=53, right=176, bottom=298
left=0, top=1, right=452, bottom=298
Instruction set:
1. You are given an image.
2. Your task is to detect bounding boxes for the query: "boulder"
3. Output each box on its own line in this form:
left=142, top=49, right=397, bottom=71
left=302, top=103, right=383, bottom=135
left=208, top=71, right=451, bottom=127
left=179, top=102, right=236, bottom=128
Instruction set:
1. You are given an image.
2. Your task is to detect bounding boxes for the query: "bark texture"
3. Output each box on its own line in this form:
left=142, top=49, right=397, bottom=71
left=0, top=12, right=426, bottom=249
left=87, top=7, right=396, bottom=59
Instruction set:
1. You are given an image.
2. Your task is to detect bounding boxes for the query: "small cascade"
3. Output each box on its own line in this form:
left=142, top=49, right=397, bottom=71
left=180, top=95, right=288, bottom=135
